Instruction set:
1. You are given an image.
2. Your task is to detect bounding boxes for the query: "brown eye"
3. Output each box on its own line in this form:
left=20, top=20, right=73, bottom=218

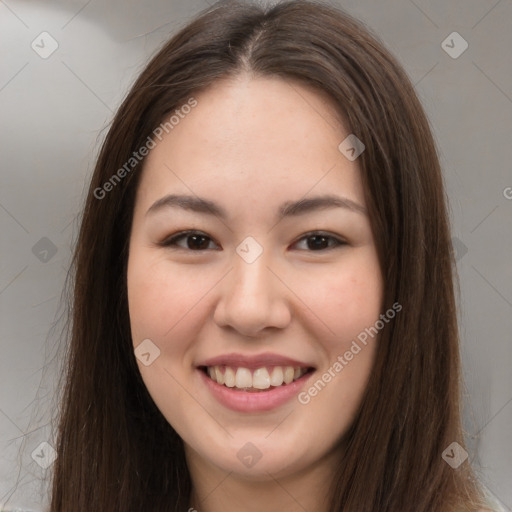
left=292, top=232, right=346, bottom=251
left=160, top=231, right=219, bottom=251
left=159, top=230, right=346, bottom=252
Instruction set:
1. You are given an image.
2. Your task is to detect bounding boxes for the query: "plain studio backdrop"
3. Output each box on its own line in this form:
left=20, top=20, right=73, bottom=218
left=0, top=0, right=511, bottom=510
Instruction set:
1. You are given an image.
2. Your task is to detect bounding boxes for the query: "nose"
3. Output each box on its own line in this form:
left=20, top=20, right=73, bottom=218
left=213, top=248, right=292, bottom=337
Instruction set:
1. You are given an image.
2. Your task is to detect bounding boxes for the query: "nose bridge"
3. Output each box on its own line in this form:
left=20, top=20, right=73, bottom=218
left=233, top=247, right=271, bottom=296
left=213, top=240, right=291, bottom=334
left=230, top=240, right=276, bottom=307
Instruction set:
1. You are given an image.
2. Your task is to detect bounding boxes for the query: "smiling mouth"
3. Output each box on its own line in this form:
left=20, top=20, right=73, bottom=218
left=199, top=365, right=315, bottom=392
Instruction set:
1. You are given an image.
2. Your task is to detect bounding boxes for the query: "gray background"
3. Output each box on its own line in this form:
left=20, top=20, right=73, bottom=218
left=0, top=0, right=511, bottom=510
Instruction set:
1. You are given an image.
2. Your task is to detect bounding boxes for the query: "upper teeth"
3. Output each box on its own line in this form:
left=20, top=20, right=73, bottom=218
left=206, top=366, right=307, bottom=390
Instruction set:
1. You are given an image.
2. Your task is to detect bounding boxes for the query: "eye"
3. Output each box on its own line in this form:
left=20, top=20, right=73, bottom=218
left=292, top=231, right=346, bottom=251
left=159, top=230, right=219, bottom=251
left=159, top=230, right=346, bottom=252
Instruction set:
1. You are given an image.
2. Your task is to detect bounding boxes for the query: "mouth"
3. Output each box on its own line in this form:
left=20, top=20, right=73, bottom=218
left=199, top=364, right=315, bottom=392
left=196, top=352, right=316, bottom=412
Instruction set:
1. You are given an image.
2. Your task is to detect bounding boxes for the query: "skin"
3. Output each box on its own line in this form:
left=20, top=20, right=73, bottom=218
left=127, top=74, right=384, bottom=512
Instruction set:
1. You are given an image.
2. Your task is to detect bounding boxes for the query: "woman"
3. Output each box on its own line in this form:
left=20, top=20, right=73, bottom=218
left=49, top=1, right=499, bottom=510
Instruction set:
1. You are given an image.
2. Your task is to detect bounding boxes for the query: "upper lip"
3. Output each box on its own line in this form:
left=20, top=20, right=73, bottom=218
left=198, top=352, right=315, bottom=370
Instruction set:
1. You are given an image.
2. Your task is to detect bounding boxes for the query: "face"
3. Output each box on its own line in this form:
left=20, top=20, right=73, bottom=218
left=127, top=75, right=383, bottom=481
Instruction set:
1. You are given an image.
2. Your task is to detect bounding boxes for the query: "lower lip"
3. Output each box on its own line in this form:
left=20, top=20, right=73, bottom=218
left=198, top=369, right=314, bottom=413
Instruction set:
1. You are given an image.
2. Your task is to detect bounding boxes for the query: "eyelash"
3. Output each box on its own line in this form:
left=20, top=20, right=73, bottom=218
left=159, top=230, right=347, bottom=252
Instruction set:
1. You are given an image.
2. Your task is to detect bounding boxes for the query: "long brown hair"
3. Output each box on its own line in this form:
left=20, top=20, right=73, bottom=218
left=49, top=1, right=489, bottom=510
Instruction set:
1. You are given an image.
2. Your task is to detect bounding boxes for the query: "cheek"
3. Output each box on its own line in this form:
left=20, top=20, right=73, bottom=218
left=127, top=254, right=209, bottom=430
left=298, top=250, right=383, bottom=346
left=127, top=250, right=208, bottom=340
left=293, top=250, right=382, bottom=414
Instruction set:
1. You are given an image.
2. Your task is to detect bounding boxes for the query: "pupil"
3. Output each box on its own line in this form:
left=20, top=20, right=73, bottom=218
left=308, top=235, right=328, bottom=250
left=185, top=235, right=330, bottom=250
left=188, top=235, right=209, bottom=250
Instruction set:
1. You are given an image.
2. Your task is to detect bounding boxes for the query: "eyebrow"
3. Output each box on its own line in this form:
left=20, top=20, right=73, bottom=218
left=145, top=193, right=367, bottom=219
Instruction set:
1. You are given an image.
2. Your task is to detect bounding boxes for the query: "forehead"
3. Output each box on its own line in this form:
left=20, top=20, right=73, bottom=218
left=135, top=75, right=364, bottom=215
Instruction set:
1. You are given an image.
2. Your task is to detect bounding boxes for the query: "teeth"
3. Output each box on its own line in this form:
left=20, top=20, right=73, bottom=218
left=205, top=365, right=308, bottom=390
left=253, top=368, right=270, bottom=389
left=224, top=367, right=236, bottom=387
left=235, top=367, right=252, bottom=388
left=269, top=366, right=284, bottom=387
left=283, top=366, right=295, bottom=384
left=214, top=366, right=224, bottom=385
